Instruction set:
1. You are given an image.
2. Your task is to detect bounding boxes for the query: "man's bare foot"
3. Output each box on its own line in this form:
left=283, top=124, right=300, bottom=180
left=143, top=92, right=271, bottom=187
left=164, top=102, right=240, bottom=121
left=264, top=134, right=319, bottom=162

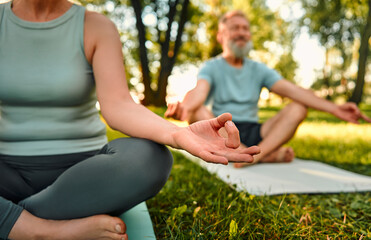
left=233, top=147, right=294, bottom=168
left=259, top=147, right=295, bottom=163
left=9, top=210, right=128, bottom=240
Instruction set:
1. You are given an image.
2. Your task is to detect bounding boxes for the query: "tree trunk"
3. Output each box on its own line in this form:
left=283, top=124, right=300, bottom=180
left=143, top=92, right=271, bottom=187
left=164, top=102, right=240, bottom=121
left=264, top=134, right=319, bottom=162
left=154, top=70, right=171, bottom=106
left=130, top=0, right=190, bottom=106
left=323, top=49, right=332, bottom=100
left=131, top=0, right=154, bottom=105
left=349, top=0, right=371, bottom=104
left=155, top=0, right=190, bottom=107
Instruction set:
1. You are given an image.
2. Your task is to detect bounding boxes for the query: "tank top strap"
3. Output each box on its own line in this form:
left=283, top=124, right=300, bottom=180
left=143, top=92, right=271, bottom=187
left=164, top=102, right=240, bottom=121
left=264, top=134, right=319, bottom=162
left=75, top=5, right=87, bottom=60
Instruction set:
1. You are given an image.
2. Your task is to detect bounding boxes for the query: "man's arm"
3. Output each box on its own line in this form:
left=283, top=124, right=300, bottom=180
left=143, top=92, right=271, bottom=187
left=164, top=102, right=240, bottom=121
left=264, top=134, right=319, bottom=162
left=165, top=79, right=210, bottom=121
left=271, top=79, right=371, bottom=123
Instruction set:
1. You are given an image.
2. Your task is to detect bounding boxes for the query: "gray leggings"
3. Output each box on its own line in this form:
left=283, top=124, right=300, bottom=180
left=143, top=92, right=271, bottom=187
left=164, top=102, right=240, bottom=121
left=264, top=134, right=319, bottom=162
left=0, top=138, right=173, bottom=239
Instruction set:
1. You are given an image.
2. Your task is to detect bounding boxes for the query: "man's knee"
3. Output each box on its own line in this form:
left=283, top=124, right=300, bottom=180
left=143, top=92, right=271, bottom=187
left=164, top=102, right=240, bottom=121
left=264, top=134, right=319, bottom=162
left=288, top=102, right=307, bottom=123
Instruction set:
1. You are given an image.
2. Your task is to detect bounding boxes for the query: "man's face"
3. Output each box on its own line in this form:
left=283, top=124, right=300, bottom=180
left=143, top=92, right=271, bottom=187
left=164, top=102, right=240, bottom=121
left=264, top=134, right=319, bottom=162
left=220, top=16, right=252, bottom=58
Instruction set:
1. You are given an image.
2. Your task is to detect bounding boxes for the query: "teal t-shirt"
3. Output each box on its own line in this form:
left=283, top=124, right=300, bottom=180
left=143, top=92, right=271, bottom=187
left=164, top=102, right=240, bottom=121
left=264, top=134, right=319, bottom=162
left=0, top=2, right=107, bottom=156
left=198, top=56, right=282, bottom=122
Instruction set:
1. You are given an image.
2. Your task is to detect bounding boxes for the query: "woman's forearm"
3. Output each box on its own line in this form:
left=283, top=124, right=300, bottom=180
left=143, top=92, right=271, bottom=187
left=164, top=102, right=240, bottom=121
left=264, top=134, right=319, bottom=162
left=101, top=101, right=180, bottom=147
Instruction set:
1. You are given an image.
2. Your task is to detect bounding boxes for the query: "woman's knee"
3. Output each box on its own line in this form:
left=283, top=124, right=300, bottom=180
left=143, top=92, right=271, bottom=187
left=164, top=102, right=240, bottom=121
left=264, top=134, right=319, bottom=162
left=132, top=138, right=173, bottom=181
left=108, top=138, right=173, bottom=195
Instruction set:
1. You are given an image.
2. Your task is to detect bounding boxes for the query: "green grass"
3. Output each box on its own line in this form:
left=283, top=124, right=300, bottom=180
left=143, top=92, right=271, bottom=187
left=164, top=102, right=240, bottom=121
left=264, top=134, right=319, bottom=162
left=148, top=153, right=371, bottom=239
left=106, top=105, right=371, bottom=239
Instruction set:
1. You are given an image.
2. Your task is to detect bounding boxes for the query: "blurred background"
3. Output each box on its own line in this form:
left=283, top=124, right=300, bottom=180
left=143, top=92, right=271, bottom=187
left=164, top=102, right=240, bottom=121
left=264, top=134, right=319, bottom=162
left=2, top=0, right=370, bottom=107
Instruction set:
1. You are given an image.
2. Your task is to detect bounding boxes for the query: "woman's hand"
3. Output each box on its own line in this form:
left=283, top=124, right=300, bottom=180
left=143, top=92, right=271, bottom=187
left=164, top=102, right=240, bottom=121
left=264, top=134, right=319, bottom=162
left=171, top=113, right=260, bottom=165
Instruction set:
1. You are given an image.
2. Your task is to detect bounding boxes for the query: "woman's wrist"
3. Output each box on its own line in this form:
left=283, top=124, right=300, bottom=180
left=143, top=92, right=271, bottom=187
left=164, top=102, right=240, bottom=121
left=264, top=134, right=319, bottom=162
left=165, top=124, right=183, bottom=148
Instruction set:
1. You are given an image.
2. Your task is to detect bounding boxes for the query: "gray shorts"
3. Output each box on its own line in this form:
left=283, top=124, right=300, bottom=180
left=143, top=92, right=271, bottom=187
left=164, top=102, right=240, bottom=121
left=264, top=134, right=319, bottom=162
left=234, top=122, right=262, bottom=147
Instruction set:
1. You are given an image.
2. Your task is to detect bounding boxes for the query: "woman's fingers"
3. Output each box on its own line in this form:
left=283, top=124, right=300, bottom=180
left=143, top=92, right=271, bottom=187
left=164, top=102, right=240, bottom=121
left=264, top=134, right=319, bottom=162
left=199, top=149, right=255, bottom=164
left=199, top=150, right=228, bottom=165
left=183, top=113, right=261, bottom=164
left=213, top=113, right=233, bottom=129
left=242, top=145, right=261, bottom=155
left=224, top=121, right=240, bottom=149
left=213, top=151, right=255, bottom=163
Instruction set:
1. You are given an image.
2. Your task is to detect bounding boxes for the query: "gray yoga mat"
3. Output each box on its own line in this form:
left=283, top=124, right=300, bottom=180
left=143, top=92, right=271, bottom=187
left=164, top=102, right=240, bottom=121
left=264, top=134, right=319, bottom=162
left=177, top=150, right=371, bottom=195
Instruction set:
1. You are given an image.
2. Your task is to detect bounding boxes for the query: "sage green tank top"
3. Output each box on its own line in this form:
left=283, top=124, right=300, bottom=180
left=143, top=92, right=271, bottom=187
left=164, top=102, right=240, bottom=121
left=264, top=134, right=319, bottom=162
left=0, top=2, right=107, bottom=156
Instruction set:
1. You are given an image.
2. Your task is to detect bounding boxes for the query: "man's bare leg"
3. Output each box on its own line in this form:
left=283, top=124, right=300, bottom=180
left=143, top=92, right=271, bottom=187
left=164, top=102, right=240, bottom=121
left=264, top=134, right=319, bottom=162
left=234, top=102, right=307, bottom=167
left=8, top=210, right=128, bottom=240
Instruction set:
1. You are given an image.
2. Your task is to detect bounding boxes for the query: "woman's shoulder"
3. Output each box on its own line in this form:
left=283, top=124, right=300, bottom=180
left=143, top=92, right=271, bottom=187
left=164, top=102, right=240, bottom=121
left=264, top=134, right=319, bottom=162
left=84, top=9, right=118, bottom=36
left=82, top=8, right=121, bottom=63
left=83, top=8, right=121, bottom=53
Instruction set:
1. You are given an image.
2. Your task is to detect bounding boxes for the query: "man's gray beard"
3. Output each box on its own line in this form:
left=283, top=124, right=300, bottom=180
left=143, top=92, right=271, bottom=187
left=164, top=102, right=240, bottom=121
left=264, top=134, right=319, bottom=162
left=228, top=41, right=253, bottom=59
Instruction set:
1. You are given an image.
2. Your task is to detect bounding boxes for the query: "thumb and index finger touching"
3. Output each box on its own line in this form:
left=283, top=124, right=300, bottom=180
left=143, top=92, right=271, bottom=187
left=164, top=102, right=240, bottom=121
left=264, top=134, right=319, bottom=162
left=215, top=113, right=261, bottom=154
left=212, top=113, right=242, bottom=149
left=182, top=112, right=260, bottom=165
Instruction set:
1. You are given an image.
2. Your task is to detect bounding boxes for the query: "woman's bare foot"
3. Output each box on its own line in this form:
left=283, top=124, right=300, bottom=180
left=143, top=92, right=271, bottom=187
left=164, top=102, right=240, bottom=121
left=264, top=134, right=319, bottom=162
left=233, top=147, right=294, bottom=168
left=9, top=210, right=128, bottom=240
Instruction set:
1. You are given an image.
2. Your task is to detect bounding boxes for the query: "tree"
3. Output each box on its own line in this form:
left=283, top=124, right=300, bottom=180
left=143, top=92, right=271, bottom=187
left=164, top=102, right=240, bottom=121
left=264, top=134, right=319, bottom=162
left=300, top=0, right=370, bottom=104
left=79, top=0, right=203, bottom=106
left=349, top=0, right=371, bottom=104
left=130, top=0, right=191, bottom=106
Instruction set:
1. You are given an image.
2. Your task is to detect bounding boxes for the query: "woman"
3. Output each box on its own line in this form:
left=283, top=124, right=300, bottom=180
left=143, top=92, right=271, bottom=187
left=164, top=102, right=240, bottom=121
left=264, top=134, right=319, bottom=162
left=0, top=0, right=260, bottom=239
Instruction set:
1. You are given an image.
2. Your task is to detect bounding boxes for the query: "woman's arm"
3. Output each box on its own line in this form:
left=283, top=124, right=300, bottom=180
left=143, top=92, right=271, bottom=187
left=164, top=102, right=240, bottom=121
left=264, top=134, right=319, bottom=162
left=84, top=11, right=259, bottom=164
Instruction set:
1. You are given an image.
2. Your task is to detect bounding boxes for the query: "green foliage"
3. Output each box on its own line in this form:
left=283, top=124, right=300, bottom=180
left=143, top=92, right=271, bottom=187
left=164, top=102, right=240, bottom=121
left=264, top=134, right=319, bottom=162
left=299, top=0, right=371, bottom=102
left=300, top=0, right=368, bottom=47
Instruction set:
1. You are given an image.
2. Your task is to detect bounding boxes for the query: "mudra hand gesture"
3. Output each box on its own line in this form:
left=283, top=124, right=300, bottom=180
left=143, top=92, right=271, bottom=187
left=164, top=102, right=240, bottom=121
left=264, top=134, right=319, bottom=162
left=172, top=113, right=260, bottom=165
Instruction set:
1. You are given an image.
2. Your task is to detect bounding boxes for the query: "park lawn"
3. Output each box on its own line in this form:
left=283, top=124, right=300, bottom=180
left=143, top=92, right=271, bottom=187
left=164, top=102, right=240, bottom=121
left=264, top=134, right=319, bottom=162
left=106, top=105, right=371, bottom=239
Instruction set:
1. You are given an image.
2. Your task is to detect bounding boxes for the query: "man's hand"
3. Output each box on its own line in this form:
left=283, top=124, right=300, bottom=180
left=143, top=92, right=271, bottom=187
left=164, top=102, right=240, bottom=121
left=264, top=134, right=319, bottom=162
left=171, top=113, right=260, bottom=165
left=165, top=102, right=190, bottom=121
left=332, top=102, right=371, bottom=124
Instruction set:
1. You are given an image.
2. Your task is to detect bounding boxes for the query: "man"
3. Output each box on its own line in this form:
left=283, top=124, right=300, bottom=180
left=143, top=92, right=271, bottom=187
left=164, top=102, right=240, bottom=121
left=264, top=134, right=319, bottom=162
left=165, top=10, right=371, bottom=167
